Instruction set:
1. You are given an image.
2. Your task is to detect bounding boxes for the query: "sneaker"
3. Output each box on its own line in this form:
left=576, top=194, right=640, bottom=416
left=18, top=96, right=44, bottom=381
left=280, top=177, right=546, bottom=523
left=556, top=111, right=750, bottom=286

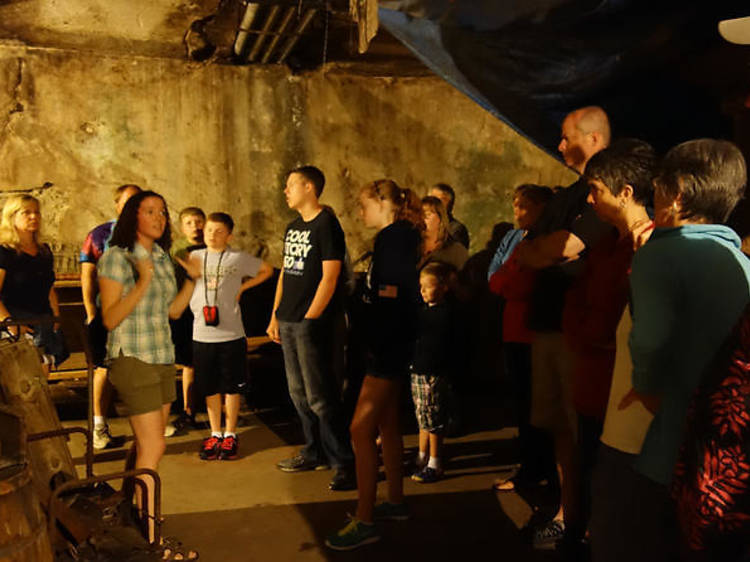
left=218, top=435, right=238, bottom=460
left=373, top=501, right=410, bottom=521
left=93, top=424, right=112, bottom=450
left=532, top=519, right=566, bottom=550
left=328, top=468, right=357, bottom=491
left=325, top=516, right=380, bottom=551
left=411, top=466, right=444, bottom=483
left=199, top=435, right=223, bottom=460
left=171, top=411, right=199, bottom=434
left=164, top=423, right=176, bottom=438
left=276, top=454, right=329, bottom=472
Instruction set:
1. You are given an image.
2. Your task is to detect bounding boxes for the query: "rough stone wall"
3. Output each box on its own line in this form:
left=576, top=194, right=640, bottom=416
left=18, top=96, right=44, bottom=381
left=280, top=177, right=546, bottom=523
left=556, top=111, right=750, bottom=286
left=0, top=45, right=575, bottom=269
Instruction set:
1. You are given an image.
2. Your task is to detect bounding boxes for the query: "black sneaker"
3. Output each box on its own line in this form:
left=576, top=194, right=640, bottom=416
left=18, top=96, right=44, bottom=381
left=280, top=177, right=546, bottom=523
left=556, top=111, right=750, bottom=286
left=329, top=468, right=357, bottom=491
left=172, top=411, right=199, bottom=434
left=276, top=454, right=329, bottom=472
left=218, top=435, right=238, bottom=460
left=199, top=435, right=223, bottom=460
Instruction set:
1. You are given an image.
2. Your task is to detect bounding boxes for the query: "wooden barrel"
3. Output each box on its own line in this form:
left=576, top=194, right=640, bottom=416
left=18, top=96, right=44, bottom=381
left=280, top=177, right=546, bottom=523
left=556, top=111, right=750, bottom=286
left=0, top=463, right=53, bottom=562
left=0, top=339, right=76, bottom=505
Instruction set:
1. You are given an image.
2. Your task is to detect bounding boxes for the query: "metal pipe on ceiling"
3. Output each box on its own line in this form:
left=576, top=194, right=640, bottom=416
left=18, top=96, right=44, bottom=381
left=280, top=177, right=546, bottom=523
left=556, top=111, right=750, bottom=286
left=276, top=8, right=318, bottom=64
left=233, top=2, right=260, bottom=58
left=260, top=7, right=297, bottom=64
left=247, top=5, right=281, bottom=62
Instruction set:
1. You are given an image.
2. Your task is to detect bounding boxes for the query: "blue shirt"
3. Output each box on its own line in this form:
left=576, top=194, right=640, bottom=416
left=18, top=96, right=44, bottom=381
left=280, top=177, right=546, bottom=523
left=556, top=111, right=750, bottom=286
left=629, top=225, right=750, bottom=485
left=487, top=228, right=525, bottom=281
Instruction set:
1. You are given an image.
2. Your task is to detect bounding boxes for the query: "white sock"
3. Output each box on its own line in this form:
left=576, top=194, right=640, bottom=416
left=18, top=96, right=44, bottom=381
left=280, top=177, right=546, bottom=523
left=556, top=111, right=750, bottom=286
left=94, top=416, right=106, bottom=428
left=427, top=456, right=440, bottom=470
left=211, top=431, right=222, bottom=438
left=418, top=451, right=428, bottom=463
left=224, top=432, right=236, bottom=438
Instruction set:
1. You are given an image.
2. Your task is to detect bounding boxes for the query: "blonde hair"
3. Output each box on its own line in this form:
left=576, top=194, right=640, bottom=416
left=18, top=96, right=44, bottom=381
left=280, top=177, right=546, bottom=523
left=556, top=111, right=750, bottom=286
left=360, top=179, right=422, bottom=227
left=0, top=195, right=41, bottom=251
left=421, top=195, right=450, bottom=244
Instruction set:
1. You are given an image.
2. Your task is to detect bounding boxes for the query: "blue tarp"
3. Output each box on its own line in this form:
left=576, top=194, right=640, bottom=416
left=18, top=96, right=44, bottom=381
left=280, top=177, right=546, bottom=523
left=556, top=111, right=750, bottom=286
left=379, top=1, right=750, bottom=157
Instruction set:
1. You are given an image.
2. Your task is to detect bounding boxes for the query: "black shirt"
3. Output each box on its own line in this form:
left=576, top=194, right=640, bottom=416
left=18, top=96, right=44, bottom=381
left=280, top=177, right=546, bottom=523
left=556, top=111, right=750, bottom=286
left=449, top=218, right=470, bottom=249
left=365, top=220, right=421, bottom=368
left=527, top=178, right=614, bottom=332
left=411, top=299, right=457, bottom=377
left=0, top=244, right=54, bottom=317
left=275, top=208, right=345, bottom=323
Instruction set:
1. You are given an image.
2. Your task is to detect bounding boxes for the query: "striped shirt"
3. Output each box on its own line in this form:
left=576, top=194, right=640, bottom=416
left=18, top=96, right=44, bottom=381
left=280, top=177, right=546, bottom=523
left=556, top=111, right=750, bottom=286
left=98, top=243, right=177, bottom=364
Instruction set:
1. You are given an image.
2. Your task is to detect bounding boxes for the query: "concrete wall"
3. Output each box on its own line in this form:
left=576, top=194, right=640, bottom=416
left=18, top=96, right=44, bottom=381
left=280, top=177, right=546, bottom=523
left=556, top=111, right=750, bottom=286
left=0, top=45, right=576, bottom=269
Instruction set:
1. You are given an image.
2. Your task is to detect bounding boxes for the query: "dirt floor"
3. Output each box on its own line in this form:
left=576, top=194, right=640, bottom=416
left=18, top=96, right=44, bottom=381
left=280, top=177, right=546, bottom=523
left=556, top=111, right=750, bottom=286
left=59, top=388, right=561, bottom=562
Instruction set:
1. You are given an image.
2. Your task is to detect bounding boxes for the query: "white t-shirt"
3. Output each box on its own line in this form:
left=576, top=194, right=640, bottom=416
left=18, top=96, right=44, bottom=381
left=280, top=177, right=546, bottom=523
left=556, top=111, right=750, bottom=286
left=600, top=305, right=655, bottom=454
left=189, top=248, right=262, bottom=343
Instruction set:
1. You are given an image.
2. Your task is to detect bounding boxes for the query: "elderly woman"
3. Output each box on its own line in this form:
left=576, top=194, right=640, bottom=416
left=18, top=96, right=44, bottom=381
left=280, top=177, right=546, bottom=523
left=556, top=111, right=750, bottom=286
left=418, top=196, right=468, bottom=272
left=0, top=194, right=65, bottom=367
left=613, top=139, right=750, bottom=562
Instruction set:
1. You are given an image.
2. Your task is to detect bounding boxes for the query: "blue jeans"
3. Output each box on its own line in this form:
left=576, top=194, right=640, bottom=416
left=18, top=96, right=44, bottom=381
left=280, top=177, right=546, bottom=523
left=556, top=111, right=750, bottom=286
left=279, top=319, right=353, bottom=468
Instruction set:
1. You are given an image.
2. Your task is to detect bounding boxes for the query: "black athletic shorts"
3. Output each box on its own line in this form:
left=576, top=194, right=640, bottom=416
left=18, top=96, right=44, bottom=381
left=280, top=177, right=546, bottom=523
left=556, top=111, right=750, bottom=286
left=86, top=311, right=108, bottom=368
left=193, top=338, right=248, bottom=397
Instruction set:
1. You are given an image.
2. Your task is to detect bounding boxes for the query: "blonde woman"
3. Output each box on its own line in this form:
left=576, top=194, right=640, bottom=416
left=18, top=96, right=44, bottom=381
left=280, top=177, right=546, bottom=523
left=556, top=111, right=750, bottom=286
left=418, top=196, right=468, bottom=271
left=0, top=195, right=63, bottom=367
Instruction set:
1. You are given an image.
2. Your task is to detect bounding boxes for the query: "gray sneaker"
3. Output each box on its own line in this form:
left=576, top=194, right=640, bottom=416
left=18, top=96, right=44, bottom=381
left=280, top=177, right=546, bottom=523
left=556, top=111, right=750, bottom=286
left=276, top=454, right=330, bottom=472
left=532, top=519, right=565, bottom=550
left=93, top=424, right=112, bottom=450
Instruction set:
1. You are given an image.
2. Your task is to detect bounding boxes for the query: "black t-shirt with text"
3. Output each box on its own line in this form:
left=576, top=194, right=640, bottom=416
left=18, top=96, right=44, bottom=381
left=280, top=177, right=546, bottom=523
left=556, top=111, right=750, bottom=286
left=275, top=208, right=345, bottom=323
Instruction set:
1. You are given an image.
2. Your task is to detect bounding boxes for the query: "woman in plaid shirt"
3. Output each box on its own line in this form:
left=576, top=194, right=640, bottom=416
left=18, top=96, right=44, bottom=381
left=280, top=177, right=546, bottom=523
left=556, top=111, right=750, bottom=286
left=98, top=190, right=197, bottom=548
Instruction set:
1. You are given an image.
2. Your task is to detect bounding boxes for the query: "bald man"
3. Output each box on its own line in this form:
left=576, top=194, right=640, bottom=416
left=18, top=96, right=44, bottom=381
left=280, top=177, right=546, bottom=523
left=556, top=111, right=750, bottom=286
left=513, top=106, right=612, bottom=550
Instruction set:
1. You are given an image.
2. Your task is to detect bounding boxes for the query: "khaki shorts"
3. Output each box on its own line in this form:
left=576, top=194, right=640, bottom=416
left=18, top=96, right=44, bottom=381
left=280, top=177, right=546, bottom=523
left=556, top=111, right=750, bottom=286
left=108, top=354, right=176, bottom=416
left=530, top=332, right=577, bottom=438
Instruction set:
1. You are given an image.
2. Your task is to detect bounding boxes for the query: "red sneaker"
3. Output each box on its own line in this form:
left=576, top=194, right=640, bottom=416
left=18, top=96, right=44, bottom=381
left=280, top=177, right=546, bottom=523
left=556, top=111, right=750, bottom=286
left=218, top=435, right=238, bottom=460
left=199, top=435, right=223, bottom=460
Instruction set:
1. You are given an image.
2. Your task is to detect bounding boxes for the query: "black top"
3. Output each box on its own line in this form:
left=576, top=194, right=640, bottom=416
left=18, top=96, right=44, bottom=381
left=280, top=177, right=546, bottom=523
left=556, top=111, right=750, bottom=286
left=276, top=208, right=345, bottom=323
left=527, top=178, right=614, bottom=332
left=449, top=218, right=470, bottom=249
left=365, top=220, right=422, bottom=370
left=0, top=244, right=54, bottom=317
left=411, top=299, right=457, bottom=377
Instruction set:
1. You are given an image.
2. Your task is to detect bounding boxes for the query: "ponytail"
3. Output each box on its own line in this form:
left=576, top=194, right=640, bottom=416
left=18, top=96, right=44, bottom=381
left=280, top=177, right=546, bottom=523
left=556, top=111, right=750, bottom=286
left=361, top=179, right=423, bottom=228
left=396, top=187, right=423, bottom=227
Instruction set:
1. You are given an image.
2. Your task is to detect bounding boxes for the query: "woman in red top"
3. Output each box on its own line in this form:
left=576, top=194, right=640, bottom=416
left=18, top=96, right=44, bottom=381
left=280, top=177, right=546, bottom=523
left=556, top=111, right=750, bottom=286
left=561, top=138, right=656, bottom=546
left=489, top=184, right=554, bottom=491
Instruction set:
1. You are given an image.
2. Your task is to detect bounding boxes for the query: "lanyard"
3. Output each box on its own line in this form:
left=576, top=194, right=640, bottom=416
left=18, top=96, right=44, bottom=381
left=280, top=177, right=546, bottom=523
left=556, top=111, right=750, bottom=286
left=203, top=250, right=225, bottom=307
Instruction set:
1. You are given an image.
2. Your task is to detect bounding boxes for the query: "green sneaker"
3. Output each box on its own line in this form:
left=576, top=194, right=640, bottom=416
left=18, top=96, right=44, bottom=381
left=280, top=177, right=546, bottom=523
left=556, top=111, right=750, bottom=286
left=325, top=516, right=380, bottom=551
left=373, top=502, right=410, bottom=521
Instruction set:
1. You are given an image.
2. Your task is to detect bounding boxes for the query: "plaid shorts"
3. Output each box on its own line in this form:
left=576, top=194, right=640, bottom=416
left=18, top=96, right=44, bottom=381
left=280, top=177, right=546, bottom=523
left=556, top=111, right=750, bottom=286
left=410, top=373, right=449, bottom=433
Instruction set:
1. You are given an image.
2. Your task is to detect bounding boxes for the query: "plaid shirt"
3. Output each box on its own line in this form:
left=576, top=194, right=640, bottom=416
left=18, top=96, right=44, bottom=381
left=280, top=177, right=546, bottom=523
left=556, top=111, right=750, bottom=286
left=97, top=244, right=177, bottom=364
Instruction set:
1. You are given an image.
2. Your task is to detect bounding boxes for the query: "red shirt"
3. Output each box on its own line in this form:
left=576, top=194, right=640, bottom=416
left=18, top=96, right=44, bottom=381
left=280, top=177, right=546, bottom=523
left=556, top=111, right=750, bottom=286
left=489, top=248, right=536, bottom=343
left=562, top=227, right=652, bottom=419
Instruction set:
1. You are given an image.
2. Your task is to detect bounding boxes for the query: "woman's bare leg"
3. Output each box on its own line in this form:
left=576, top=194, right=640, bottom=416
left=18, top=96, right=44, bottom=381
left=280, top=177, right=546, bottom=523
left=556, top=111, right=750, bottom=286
left=349, top=376, right=398, bottom=523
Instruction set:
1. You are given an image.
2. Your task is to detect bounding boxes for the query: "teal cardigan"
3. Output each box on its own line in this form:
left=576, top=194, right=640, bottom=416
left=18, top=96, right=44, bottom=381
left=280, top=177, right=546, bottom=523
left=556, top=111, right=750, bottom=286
left=629, top=224, right=750, bottom=485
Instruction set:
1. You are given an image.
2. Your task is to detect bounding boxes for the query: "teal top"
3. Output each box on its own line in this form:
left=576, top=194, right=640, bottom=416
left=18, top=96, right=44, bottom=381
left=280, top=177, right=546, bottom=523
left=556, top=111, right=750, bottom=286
left=629, top=224, right=750, bottom=485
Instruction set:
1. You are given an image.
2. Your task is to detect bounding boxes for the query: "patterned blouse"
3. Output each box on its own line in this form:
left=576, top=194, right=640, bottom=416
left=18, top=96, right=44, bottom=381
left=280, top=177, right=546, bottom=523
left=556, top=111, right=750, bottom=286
left=97, top=243, right=177, bottom=364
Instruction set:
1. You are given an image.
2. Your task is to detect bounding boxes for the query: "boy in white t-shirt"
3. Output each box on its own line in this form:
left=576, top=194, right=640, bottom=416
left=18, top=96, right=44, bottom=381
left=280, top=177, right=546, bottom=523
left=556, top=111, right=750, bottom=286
left=190, top=212, right=273, bottom=460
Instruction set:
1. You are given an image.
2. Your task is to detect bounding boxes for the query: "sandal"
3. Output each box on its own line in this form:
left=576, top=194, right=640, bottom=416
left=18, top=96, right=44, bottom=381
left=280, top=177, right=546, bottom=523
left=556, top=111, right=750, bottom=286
left=492, top=475, right=549, bottom=492
left=492, top=476, right=516, bottom=492
left=159, top=536, right=199, bottom=560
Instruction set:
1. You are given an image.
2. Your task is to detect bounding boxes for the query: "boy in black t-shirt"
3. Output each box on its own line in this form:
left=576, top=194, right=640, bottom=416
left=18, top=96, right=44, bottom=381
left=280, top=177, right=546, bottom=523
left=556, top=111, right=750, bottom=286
left=267, top=166, right=355, bottom=491
left=410, top=262, right=457, bottom=484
